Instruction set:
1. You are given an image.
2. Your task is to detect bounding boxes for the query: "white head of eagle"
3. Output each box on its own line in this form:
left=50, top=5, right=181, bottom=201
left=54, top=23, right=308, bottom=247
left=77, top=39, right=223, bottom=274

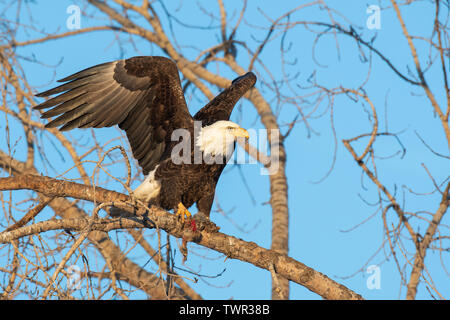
left=196, top=120, right=249, bottom=160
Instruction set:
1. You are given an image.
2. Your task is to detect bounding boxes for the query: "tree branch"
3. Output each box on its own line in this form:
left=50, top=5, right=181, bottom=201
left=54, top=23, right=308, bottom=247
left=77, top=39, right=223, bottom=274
left=0, top=174, right=363, bottom=300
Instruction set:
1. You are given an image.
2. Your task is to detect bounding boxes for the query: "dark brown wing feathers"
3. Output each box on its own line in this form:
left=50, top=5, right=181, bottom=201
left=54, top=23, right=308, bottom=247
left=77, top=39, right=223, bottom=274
left=193, top=72, right=256, bottom=125
left=35, top=56, right=192, bottom=174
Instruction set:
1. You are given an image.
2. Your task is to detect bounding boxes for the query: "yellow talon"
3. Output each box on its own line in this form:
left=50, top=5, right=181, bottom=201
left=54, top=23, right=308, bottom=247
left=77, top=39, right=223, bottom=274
left=176, top=202, right=191, bottom=223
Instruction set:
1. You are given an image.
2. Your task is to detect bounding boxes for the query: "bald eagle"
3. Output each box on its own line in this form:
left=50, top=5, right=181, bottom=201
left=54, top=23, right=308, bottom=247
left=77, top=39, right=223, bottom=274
left=34, top=56, right=256, bottom=222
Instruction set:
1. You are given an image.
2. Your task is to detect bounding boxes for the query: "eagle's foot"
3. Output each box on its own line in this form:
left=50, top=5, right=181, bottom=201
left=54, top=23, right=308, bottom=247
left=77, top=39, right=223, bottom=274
left=176, top=202, right=192, bottom=224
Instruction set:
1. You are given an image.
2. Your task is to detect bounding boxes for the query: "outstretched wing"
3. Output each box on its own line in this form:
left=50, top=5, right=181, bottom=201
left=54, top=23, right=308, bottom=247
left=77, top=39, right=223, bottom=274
left=35, top=56, right=193, bottom=174
left=193, top=72, right=256, bottom=126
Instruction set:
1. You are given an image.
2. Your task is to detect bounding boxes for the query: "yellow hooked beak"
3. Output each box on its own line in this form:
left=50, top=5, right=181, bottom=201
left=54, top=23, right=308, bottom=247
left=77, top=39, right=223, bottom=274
left=233, top=127, right=250, bottom=139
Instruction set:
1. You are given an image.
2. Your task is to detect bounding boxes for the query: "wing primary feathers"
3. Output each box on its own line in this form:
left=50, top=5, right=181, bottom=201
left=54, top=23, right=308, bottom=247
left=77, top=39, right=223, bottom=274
left=43, top=83, right=124, bottom=129
left=44, top=103, right=90, bottom=129
left=35, top=76, right=116, bottom=111
left=40, top=80, right=119, bottom=125
left=39, top=91, right=88, bottom=116
left=35, top=56, right=197, bottom=174
left=37, top=75, right=100, bottom=98
left=56, top=61, right=115, bottom=83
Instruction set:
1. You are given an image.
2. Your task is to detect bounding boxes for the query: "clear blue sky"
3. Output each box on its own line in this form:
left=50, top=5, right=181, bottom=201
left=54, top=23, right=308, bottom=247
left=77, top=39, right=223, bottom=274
left=2, top=0, right=448, bottom=299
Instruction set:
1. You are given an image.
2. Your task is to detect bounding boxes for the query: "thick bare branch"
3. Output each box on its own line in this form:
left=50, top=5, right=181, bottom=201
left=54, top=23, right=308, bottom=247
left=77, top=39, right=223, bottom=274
left=0, top=174, right=362, bottom=300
